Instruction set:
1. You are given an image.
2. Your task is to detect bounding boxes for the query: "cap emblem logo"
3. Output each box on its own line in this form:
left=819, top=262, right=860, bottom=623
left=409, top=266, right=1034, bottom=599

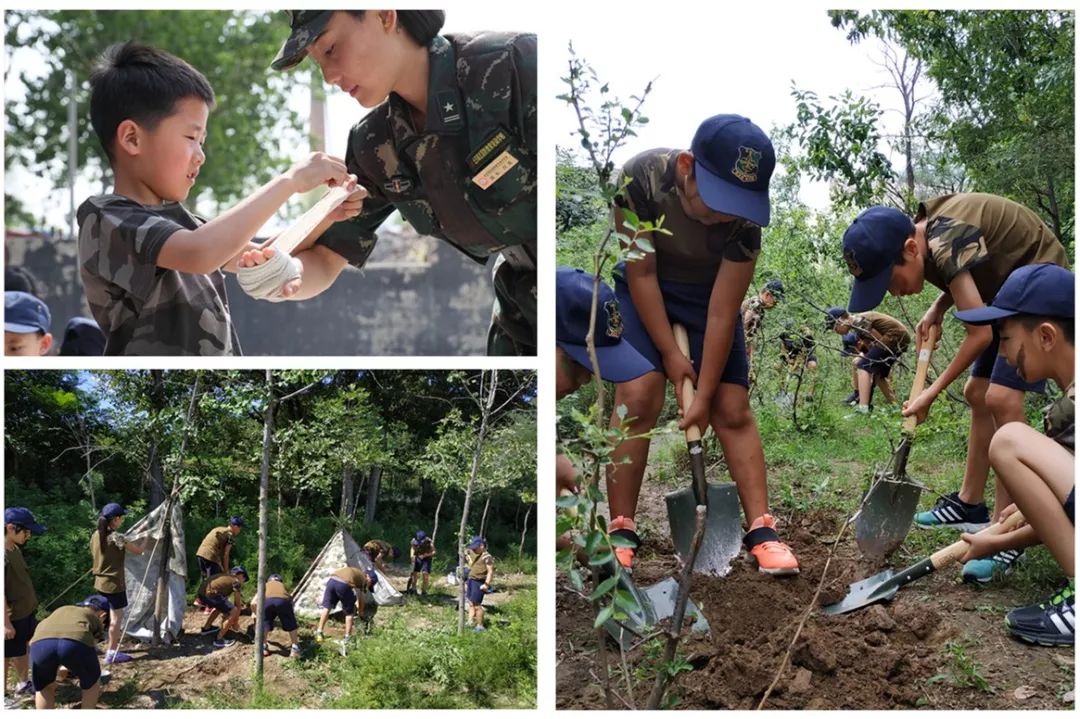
left=604, top=300, right=623, bottom=340
left=732, top=146, right=761, bottom=183
left=843, top=248, right=863, bottom=278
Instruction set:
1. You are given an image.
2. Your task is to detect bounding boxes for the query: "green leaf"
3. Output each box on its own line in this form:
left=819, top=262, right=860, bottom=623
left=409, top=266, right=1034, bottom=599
left=607, top=534, right=637, bottom=548
left=594, top=604, right=614, bottom=628
left=589, top=551, right=614, bottom=566
left=634, top=237, right=655, bottom=253
left=556, top=493, right=580, bottom=508
left=589, top=575, right=618, bottom=600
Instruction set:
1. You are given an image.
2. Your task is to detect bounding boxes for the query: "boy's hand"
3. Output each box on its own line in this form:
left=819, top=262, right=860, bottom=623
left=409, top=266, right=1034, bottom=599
left=679, top=393, right=711, bottom=433
left=916, top=304, right=944, bottom=346
left=959, top=527, right=1011, bottom=563
left=901, top=389, right=935, bottom=425
left=286, top=152, right=350, bottom=194
left=997, top=503, right=1025, bottom=529
left=328, top=183, right=368, bottom=222
left=662, top=349, right=697, bottom=410
left=239, top=247, right=303, bottom=300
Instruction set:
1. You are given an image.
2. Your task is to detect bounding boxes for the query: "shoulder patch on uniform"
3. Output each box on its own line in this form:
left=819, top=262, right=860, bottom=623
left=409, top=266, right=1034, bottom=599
left=436, top=90, right=462, bottom=127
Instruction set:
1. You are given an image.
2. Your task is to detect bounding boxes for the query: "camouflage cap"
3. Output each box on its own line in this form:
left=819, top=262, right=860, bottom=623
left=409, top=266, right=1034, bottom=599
left=270, top=10, right=334, bottom=71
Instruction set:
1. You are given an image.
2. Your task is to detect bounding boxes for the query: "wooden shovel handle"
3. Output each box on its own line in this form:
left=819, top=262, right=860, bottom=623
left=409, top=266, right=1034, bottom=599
left=672, top=324, right=701, bottom=442
left=929, top=509, right=1026, bottom=569
left=902, top=324, right=939, bottom=434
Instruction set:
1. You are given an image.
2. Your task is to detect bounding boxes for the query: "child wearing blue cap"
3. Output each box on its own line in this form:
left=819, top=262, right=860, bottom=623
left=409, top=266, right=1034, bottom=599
left=602, top=114, right=799, bottom=576
left=195, top=516, right=244, bottom=581
left=951, top=264, right=1074, bottom=644
left=90, top=502, right=144, bottom=664
left=826, top=307, right=910, bottom=412
left=742, top=278, right=784, bottom=366
left=841, top=193, right=1069, bottom=578
left=4, top=291, right=53, bottom=356
left=314, top=566, right=374, bottom=652
left=464, top=537, right=495, bottom=631
left=28, top=595, right=109, bottom=709
left=250, top=574, right=301, bottom=658
left=408, top=531, right=436, bottom=596
left=197, top=566, right=249, bottom=649
left=5, top=507, right=47, bottom=697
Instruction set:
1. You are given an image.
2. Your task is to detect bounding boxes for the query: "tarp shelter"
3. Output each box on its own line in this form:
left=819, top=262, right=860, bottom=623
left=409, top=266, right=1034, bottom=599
left=121, top=498, right=188, bottom=643
left=292, top=529, right=403, bottom=618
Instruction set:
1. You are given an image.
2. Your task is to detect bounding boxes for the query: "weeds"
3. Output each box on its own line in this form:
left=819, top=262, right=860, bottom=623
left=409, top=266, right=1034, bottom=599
left=930, top=638, right=992, bottom=693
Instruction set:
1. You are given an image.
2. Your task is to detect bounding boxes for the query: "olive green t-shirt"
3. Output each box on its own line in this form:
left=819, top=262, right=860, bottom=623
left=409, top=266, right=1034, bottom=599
left=264, top=579, right=291, bottom=601
left=90, top=530, right=127, bottom=595
left=467, top=550, right=495, bottom=578
left=851, top=311, right=910, bottom=353
left=196, top=527, right=233, bottom=567
left=1044, top=384, right=1075, bottom=454
left=332, top=567, right=367, bottom=588
left=616, top=149, right=762, bottom=285
left=200, top=573, right=242, bottom=599
left=918, top=193, right=1069, bottom=301
left=363, top=539, right=392, bottom=559
left=31, top=605, right=104, bottom=648
left=5, top=544, right=38, bottom=621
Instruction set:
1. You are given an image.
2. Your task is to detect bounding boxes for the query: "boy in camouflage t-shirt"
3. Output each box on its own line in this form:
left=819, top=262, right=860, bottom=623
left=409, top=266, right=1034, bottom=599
left=78, top=42, right=361, bottom=355
left=840, top=195, right=1068, bottom=579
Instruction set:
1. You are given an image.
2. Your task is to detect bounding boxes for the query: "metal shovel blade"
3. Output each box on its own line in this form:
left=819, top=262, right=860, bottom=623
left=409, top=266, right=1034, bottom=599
left=854, top=471, right=921, bottom=559
left=604, top=575, right=710, bottom=649
left=821, top=568, right=899, bottom=615
left=665, top=481, right=743, bottom=576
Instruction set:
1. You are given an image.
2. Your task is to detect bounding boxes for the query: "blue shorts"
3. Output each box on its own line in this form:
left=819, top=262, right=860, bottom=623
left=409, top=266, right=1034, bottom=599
left=320, top=577, right=357, bottom=616
left=970, top=328, right=1046, bottom=393
left=466, top=578, right=486, bottom=605
left=31, top=638, right=100, bottom=690
left=199, top=593, right=234, bottom=614
left=99, top=590, right=127, bottom=611
left=262, top=597, right=298, bottom=633
left=5, top=612, right=37, bottom=658
left=613, top=266, right=750, bottom=388
left=413, top=557, right=432, bottom=573
left=197, top=557, right=222, bottom=577
left=1065, top=488, right=1075, bottom=526
left=856, top=344, right=902, bottom=378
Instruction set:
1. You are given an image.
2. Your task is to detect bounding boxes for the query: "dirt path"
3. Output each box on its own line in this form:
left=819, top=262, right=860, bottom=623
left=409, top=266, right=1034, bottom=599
left=559, top=436, right=1075, bottom=710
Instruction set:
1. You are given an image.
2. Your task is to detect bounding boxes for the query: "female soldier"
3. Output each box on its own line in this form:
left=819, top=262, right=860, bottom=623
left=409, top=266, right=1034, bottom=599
left=90, top=503, right=144, bottom=664
left=244, top=10, right=536, bottom=355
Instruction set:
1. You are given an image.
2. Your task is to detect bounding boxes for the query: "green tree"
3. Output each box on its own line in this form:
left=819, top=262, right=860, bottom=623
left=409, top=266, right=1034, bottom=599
left=5, top=10, right=304, bottom=214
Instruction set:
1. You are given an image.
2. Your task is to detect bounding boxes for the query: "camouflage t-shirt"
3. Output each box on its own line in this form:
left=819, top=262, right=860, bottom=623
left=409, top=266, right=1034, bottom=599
left=77, top=194, right=240, bottom=356
left=316, top=32, right=536, bottom=269
left=741, top=295, right=767, bottom=339
left=616, top=149, right=761, bottom=285
left=850, top=311, right=910, bottom=353
left=1044, top=384, right=1075, bottom=453
left=918, top=193, right=1069, bottom=301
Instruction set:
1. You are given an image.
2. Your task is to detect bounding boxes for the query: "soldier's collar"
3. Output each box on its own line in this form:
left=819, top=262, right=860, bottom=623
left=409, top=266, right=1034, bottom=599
left=424, top=35, right=464, bottom=134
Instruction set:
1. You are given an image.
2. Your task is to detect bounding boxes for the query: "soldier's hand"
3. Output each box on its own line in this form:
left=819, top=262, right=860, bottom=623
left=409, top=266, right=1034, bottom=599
left=328, top=180, right=367, bottom=222
left=286, top=152, right=350, bottom=194
left=239, top=246, right=303, bottom=299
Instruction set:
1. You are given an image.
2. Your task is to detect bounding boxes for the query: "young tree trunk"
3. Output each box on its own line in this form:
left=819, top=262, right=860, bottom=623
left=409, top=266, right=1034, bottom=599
left=253, top=371, right=276, bottom=682
left=431, top=487, right=446, bottom=546
left=479, top=494, right=492, bottom=538
left=364, top=466, right=382, bottom=526
left=147, top=369, right=167, bottom=509
left=518, top=503, right=532, bottom=559
left=458, top=370, right=498, bottom=634
left=340, top=465, right=355, bottom=519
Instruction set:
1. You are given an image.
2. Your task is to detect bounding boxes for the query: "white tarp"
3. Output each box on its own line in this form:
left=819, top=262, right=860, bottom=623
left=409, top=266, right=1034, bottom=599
left=121, top=499, right=187, bottom=643
left=292, top=529, right=403, bottom=618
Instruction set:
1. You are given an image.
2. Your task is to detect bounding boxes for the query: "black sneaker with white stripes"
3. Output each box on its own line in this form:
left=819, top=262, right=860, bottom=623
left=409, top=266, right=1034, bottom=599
left=1006, top=580, right=1075, bottom=647
left=913, top=491, right=991, bottom=532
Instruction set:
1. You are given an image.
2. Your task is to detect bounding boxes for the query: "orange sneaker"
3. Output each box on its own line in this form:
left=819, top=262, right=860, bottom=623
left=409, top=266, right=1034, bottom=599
left=745, top=514, right=799, bottom=576
left=609, top=516, right=640, bottom=571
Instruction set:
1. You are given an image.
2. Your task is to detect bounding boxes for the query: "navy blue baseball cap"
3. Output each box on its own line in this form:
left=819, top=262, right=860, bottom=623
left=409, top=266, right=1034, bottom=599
left=5, top=291, right=51, bottom=334
left=954, top=264, right=1074, bottom=325
left=229, top=515, right=245, bottom=527
left=59, top=317, right=105, bottom=356
left=691, top=114, right=775, bottom=227
left=763, top=278, right=784, bottom=299
left=100, top=502, right=126, bottom=520
left=556, top=268, right=652, bottom=383
left=231, top=565, right=250, bottom=581
left=268, top=573, right=284, bottom=582
left=415, top=530, right=427, bottom=542
left=467, top=536, right=485, bottom=550
left=80, top=594, right=111, bottom=612
left=825, top=306, right=847, bottom=330
left=366, top=568, right=379, bottom=587
left=5, top=507, right=47, bottom=534
left=842, top=206, right=915, bottom=312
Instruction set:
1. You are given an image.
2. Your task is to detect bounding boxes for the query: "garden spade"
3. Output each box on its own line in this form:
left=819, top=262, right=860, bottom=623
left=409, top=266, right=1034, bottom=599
left=664, top=324, right=743, bottom=576
left=854, top=324, right=939, bottom=558
left=603, top=571, right=710, bottom=650
left=824, top=510, right=1026, bottom=615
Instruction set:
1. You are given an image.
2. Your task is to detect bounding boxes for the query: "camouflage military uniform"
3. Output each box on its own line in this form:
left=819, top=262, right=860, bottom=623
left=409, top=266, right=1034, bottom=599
left=1044, top=384, right=1075, bottom=453
left=779, top=325, right=817, bottom=368
left=77, top=195, right=240, bottom=356
left=741, top=295, right=766, bottom=341
left=314, top=32, right=537, bottom=356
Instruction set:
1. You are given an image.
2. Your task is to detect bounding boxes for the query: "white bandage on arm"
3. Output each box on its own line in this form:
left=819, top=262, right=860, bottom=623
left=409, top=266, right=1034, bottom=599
left=237, top=250, right=302, bottom=302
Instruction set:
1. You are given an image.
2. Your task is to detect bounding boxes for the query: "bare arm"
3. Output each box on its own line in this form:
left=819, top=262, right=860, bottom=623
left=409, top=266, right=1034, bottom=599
left=124, top=542, right=145, bottom=556
left=926, top=273, right=993, bottom=398
left=696, top=258, right=755, bottom=399
left=283, top=245, right=349, bottom=300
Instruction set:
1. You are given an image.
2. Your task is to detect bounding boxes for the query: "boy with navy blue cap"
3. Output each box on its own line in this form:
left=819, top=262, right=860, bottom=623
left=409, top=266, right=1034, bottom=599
left=951, top=264, right=1074, bottom=644
left=742, top=278, right=784, bottom=365
left=603, top=114, right=799, bottom=576
left=408, top=530, right=435, bottom=596
left=4, top=291, right=53, bottom=356
left=28, top=595, right=109, bottom=709
left=5, top=508, right=46, bottom=697
left=464, top=537, right=494, bottom=631
left=841, top=194, right=1068, bottom=575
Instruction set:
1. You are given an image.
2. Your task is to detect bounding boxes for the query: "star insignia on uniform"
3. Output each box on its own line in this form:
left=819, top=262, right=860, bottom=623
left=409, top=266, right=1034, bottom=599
left=443, top=102, right=455, bottom=113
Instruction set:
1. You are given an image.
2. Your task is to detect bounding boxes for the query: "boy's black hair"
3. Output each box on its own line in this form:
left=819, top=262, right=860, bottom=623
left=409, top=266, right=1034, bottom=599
left=88, top=42, right=215, bottom=165
left=1014, top=314, right=1075, bottom=345
left=345, top=10, right=446, bottom=46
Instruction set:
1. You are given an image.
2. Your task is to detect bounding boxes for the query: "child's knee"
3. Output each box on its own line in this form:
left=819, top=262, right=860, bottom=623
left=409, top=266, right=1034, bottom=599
left=985, top=384, right=1025, bottom=422
left=615, top=384, right=664, bottom=427
left=712, top=393, right=753, bottom=432
left=989, top=421, right=1029, bottom=470
left=963, top=377, right=989, bottom=409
